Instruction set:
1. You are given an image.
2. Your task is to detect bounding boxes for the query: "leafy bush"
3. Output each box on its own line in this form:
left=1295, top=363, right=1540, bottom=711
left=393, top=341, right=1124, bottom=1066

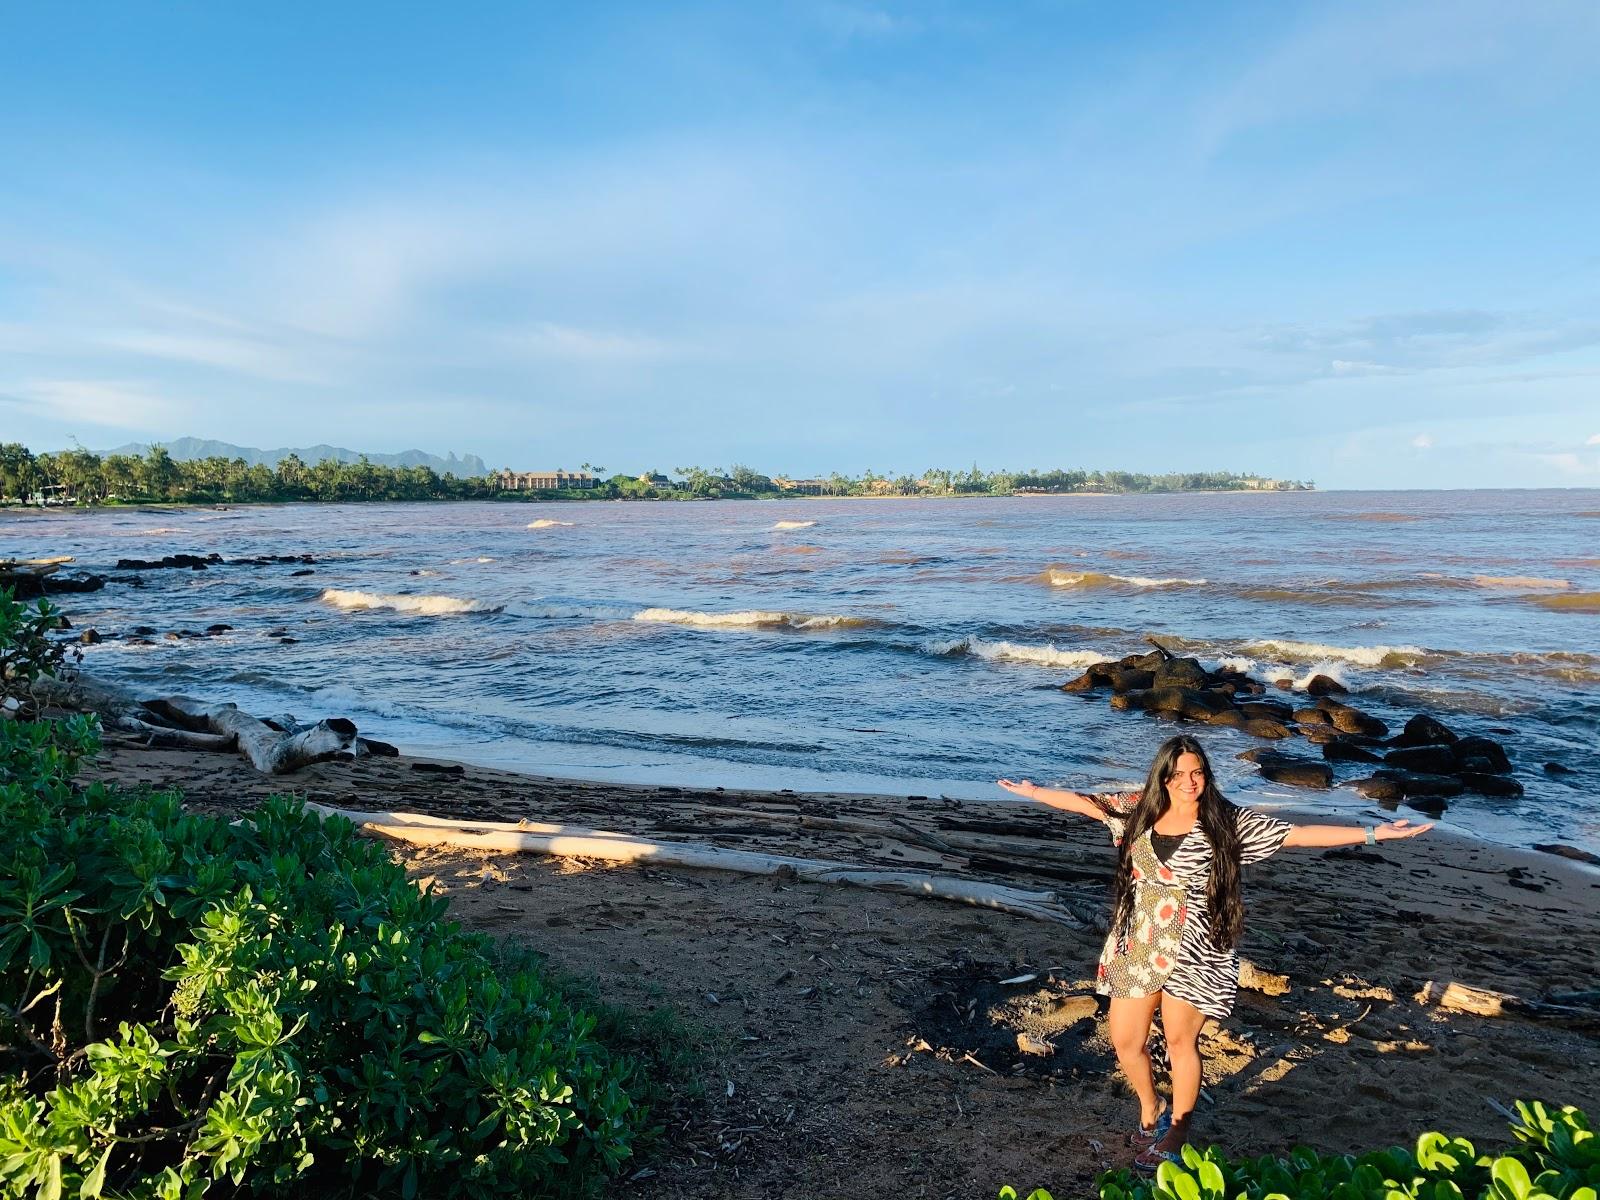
left=0, top=715, right=646, bottom=1199
left=1001, top=1102, right=1598, bottom=1200
left=0, top=588, right=67, bottom=717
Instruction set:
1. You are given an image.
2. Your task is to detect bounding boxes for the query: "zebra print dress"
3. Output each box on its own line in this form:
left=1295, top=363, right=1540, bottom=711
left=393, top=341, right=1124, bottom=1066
left=1093, top=791, right=1290, bottom=1020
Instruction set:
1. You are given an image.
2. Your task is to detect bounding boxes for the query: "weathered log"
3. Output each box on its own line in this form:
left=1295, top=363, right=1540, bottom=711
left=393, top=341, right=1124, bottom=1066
left=1413, top=979, right=1600, bottom=1021
left=303, top=803, right=1098, bottom=929
left=145, top=696, right=359, bottom=773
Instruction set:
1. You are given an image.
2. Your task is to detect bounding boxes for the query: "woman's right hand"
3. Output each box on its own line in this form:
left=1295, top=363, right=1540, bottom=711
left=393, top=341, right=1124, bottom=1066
left=997, top=778, right=1037, bottom=799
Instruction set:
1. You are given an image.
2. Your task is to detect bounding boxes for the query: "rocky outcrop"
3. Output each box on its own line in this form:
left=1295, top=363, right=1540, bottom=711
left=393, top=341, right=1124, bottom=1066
left=1060, top=640, right=1520, bottom=798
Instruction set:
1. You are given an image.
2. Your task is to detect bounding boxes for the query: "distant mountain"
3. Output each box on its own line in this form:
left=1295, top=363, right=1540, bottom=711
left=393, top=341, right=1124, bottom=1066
left=105, top=438, right=488, bottom=478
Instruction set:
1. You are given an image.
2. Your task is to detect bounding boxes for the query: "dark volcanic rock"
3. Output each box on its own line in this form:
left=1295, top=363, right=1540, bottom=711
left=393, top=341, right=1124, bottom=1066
left=1108, top=667, right=1155, bottom=692
left=1374, top=768, right=1464, bottom=798
left=1060, top=669, right=1102, bottom=693
left=1323, top=704, right=1389, bottom=738
left=1533, top=843, right=1600, bottom=867
left=290, top=568, right=315, bottom=577
left=1458, top=772, right=1524, bottom=798
left=1109, top=690, right=1150, bottom=712
left=1390, top=714, right=1459, bottom=748
left=1293, top=707, right=1332, bottom=726
left=1299, top=723, right=1346, bottom=745
left=1241, top=718, right=1293, bottom=740
left=1258, top=758, right=1333, bottom=789
left=1544, top=761, right=1574, bottom=776
left=1453, top=736, right=1512, bottom=775
left=1238, top=700, right=1294, bottom=722
left=1384, top=745, right=1459, bottom=775
left=115, top=553, right=221, bottom=571
left=1206, top=708, right=1248, bottom=728
left=1405, top=796, right=1450, bottom=818
left=78, top=628, right=102, bottom=644
left=1351, top=776, right=1406, bottom=802
left=1152, top=657, right=1208, bottom=689
left=1305, top=673, right=1347, bottom=696
left=1322, top=740, right=1382, bottom=764
left=205, top=623, right=233, bottom=634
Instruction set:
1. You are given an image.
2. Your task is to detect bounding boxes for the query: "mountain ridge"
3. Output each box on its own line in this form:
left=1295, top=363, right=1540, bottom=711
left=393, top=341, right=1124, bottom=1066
left=104, top=438, right=488, bottom=478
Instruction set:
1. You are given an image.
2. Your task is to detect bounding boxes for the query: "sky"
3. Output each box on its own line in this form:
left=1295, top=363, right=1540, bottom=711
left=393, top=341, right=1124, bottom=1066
left=1, top=1, right=1597, bottom=489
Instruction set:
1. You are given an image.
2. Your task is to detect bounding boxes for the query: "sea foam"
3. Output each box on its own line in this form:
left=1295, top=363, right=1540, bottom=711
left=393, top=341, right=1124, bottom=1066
left=1472, top=575, right=1571, bottom=590
left=1045, top=570, right=1206, bottom=589
left=633, top=607, right=870, bottom=630
left=320, top=588, right=499, bottom=616
left=924, top=636, right=1107, bottom=670
left=772, top=520, right=818, bottom=531
left=1243, top=638, right=1428, bottom=668
left=527, top=519, right=574, bottom=529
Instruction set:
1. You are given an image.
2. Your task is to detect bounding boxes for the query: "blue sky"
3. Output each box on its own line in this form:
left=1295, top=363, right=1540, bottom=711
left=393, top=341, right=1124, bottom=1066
left=1, top=1, right=1597, bottom=488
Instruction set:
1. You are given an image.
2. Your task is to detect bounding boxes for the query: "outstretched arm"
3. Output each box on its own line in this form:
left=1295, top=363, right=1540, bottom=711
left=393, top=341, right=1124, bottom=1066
left=997, top=779, right=1110, bottom=822
left=1282, top=818, right=1433, bottom=849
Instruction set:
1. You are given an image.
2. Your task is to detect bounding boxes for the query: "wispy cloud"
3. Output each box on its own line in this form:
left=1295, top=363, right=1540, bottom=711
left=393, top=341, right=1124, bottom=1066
left=5, top=379, right=191, bottom=432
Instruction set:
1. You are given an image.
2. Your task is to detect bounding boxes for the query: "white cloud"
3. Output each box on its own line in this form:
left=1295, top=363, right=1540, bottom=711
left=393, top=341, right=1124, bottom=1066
left=9, top=379, right=190, bottom=432
left=1587, top=433, right=1600, bottom=445
left=1411, top=433, right=1435, bottom=449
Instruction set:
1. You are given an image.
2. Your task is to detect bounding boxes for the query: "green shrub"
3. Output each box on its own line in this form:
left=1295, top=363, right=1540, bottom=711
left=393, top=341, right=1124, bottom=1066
left=1001, top=1103, right=1598, bottom=1200
left=0, top=588, right=67, bottom=717
left=0, top=716, right=646, bottom=1198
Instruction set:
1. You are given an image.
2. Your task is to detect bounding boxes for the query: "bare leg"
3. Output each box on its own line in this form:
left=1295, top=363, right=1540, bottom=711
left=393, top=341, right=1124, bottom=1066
left=1107, top=993, right=1164, bottom=1126
left=1157, top=992, right=1207, bottom=1148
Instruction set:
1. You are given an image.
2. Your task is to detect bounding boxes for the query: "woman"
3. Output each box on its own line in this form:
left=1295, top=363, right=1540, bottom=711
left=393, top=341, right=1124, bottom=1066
left=998, top=734, right=1432, bottom=1168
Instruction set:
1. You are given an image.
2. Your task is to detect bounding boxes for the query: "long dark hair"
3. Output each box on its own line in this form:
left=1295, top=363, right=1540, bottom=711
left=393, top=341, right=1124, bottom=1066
left=1104, top=735, right=1246, bottom=951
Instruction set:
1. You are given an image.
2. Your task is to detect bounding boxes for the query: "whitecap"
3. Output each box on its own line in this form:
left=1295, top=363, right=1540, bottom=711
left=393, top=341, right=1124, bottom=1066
left=772, top=520, right=818, bottom=531
left=527, top=519, right=575, bottom=529
left=633, top=607, right=871, bottom=630
left=1243, top=638, right=1428, bottom=668
left=1045, top=570, right=1206, bottom=589
left=1471, top=575, right=1571, bottom=590
left=923, top=636, right=1107, bottom=670
left=320, top=588, right=499, bottom=616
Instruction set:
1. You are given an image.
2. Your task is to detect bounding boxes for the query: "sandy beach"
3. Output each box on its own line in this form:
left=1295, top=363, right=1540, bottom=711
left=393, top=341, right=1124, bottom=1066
left=80, top=729, right=1600, bottom=1200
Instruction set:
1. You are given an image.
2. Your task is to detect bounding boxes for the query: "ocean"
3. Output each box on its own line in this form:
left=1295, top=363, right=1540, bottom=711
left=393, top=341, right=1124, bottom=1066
left=6, top=491, right=1598, bottom=853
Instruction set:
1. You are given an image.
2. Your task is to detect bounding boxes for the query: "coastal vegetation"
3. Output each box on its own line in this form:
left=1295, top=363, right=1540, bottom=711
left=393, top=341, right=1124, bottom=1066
left=0, top=590, right=651, bottom=1198
left=0, top=441, right=1310, bottom=506
left=1000, top=1100, right=1599, bottom=1199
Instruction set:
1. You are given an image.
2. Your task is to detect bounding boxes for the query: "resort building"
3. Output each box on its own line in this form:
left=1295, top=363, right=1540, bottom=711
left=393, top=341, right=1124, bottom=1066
left=494, top=470, right=595, bottom=491
left=772, top=477, right=834, bottom=495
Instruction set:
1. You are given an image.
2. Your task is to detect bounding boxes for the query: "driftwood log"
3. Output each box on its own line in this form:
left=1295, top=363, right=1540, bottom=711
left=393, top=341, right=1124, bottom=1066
left=304, top=802, right=1101, bottom=929
left=142, top=697, right=359, bottom=774
left=1414, top=979, right=1600, bottom=1022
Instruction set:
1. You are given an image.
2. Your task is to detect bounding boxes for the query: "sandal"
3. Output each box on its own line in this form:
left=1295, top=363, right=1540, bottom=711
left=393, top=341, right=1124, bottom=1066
left=1134, top=1143, right=1182, bottom=1171
left=1134, top=1119, right=1190, bottom=1172
left=1129, top=1105, right=1171, bottom=1149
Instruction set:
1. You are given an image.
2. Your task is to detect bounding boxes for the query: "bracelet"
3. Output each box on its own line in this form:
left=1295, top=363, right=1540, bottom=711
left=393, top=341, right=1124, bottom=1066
left=1365, top=826, right=1377, bottom=846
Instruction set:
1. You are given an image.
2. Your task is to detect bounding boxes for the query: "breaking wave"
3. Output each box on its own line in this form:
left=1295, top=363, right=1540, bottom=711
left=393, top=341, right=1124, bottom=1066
left=320, top=588, right=500, bottom=616
left=527, top=519, right=574, bottom=529
left=1044, top=570, right=1206, bottom=589
left=922, top=636, right=1108, bottom=670
left=632, top=607, right=874, bottom=630
left=1241, top=638, right=1430, bottom=668
left=1472, top=575, right=1571, bottom=590
left=772, top=520, right=817, bottom=531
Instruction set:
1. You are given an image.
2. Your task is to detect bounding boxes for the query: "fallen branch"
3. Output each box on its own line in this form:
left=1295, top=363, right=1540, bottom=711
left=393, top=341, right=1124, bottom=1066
left=143, top=697, right=358, bottom=774
left=1414, top=979, right=1600, bottom=1021
left=303, top=803, right=1098, bottom=929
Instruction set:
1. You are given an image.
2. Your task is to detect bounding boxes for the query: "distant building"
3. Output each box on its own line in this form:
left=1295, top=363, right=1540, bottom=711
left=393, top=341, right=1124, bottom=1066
left=773, top=477, right=834, bottom=495
left=495, top=470, right=595, bottom=491
left=638, top=472, right=676, bottom=488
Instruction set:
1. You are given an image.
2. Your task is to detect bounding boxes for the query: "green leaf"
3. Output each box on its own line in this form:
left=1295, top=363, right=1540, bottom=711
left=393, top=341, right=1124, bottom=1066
left=1491, top=1157, right=1533, bottom=1200
left=79, top=1145, right=112, bottom=1199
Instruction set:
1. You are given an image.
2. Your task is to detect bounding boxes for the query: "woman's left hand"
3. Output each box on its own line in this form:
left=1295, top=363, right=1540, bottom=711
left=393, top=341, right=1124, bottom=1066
left=1375, top=818, right=1434, bottom=841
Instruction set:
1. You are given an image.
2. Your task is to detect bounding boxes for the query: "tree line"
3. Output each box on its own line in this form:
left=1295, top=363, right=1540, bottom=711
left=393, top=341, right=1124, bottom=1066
left=0, top=442, right=1310, bottom=504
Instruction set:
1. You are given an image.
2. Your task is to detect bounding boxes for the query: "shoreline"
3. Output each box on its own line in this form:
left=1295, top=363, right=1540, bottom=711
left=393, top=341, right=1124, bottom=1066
left=77, top=726, right=1600, bottom=1197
